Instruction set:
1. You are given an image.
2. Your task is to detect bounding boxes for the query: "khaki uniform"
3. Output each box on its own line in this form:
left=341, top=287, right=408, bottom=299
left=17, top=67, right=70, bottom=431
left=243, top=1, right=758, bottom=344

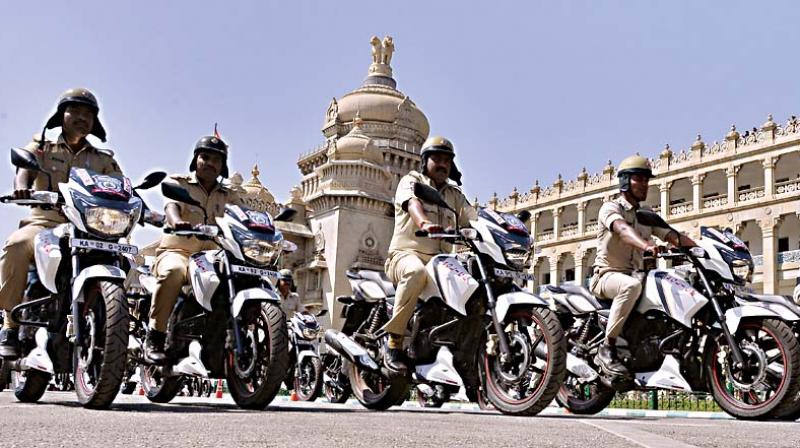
left=589, top=196, right=672, bottom=340
left=382, top=171, right=477, bottom=336
left=148, top=174, right=241, bottom=332
left=0, top=135, right=122, bottom=325
left=280, top=291, right=304, bottom=317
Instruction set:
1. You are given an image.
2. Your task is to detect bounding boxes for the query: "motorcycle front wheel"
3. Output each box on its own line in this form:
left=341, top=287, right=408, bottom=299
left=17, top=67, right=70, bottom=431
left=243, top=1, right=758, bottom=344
left=482, top=307, right=566, bottom=416
left=294, top=356, right=323, bottom=402
left=706, top=318, right=800, bottom=420
left=74, top=280, right=129, bottom=409
left=226, top=302, right=289, bottom=410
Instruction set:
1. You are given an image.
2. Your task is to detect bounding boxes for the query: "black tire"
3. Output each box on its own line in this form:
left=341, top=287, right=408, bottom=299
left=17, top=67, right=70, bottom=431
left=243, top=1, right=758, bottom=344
left=227, top=303, right=289, bottom=410
left=74, top=281, right=129, bottom=409
left=322, top=353, right=351, bottom=404
left=483, top=307, right=567, bottom=416
left=555, top=377, right=615, bottom=415
left=416, top=385, right=448, bottom=408
left=120, top=381, right=137, bottom=395
left=294, top=356, right=323, bottom=402
left=12, top=370, right=50, bottom=403
left=348, top=360, right=409, bottom=411
left=324, top=380, right=351, bottom=404
left=706, top=318, right=800, bottom=420
left=141, top=365, right=182, bottom=403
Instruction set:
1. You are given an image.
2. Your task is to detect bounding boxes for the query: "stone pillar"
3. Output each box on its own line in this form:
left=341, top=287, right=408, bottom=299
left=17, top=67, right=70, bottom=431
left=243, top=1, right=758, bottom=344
left=760, top=215, right=782, bottom=294
left=549, top=254, right=560, bottom=286
left=553, top=207, right=562, bottom=241
left=530, top=212, right=539, bottom=243
left=574, top=250, right=585, bottom=287
left=726, top=165, right=739, bottom=206
left=577, top=202, right=587, bottom=235
left=659, top=182, right=671, bottom=217
left=692, top=174, right=705, bottom=213
left=763, top=157, right=777, bottom=199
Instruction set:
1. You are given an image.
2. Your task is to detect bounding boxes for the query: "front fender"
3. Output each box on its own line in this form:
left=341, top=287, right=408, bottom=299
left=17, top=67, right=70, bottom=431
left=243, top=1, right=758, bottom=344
left=297, top=349, right=320, bottom=365
left=724, top=304, right=799, bottom=333
left=494, top=291, right=550, bottom=322
left=72, top=265, right=126, bottom=302
left=231, top=287, right=281, bottom=317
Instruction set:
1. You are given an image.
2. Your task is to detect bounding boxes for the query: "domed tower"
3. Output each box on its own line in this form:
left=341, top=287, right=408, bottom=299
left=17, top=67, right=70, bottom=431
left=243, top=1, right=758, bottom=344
left=296, top=36, right=431, bottom=327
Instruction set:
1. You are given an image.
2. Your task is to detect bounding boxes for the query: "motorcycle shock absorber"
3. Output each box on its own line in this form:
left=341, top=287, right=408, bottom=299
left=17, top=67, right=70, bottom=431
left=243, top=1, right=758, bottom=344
left=367, top=302, right=387, bottom=335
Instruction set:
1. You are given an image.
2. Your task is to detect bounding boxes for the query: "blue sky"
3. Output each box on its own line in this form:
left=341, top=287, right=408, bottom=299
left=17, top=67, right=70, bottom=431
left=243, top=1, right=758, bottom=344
left=1, top=1, right=799, bottom=243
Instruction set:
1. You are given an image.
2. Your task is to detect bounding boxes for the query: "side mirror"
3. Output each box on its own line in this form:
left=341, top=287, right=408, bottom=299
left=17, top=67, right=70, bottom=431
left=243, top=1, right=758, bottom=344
left=413, top=182, right=454, bottom=213
left=274, top=207, right=297, bottom=222
left=635, top=209, right=672, bottom=230
left=517, top=210, right=531, bottom=223
left=161, top=182, right=203, bottom=208
left=11, top=148, right=41, bottom=172
left=316, top=309, right=329, bottom=317
left=281, top=240, right=298, bottom=253
left=135, top=171, right=167, bottom=190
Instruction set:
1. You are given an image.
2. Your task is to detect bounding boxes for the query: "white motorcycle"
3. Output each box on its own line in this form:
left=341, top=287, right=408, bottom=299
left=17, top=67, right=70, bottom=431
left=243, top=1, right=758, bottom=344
left=552, top=209, right=800, bottom=420
left=285, top=310, right=327, bottom=401
left=325, top=182, right=567, bottom=415
left=138, top=182, right=296, bottom=410
left=0, top=148, right=164, bottom=409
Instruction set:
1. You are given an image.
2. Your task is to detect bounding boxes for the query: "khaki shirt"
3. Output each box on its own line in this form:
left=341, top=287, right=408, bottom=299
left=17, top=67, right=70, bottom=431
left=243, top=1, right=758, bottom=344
left=593, top=196, right=672, bottom=274
left=280, top=291, right=304, bottom=316
left=158, top=173, right=242, bottom=255
left=388, top=170, right=478, bottom=257
left=21, top=134, right=122, bottom=223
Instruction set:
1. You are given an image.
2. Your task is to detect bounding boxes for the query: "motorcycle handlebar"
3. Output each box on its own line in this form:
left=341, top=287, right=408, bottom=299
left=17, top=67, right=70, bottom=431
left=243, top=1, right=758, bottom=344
left=164, top=225, right=219, bottom=239
left=0, top=191, right=61, bottom=206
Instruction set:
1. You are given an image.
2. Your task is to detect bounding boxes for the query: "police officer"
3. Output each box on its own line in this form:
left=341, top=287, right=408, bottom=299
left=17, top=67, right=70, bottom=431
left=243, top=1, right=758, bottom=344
left=276, top=269, right=304, bottom=316
left=144, top=136, right=241, bottom=363
left=382, top=136, right=477, bottom=372
left=590, top=155, right=695, bottom=377
left=0, top=88, right=122, bottom=357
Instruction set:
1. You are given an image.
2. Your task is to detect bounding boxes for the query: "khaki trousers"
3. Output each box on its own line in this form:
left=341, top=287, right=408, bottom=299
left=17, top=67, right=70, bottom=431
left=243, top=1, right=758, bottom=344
left=382, top=251, right=433, bottom=336
left=590, top=271, right=642, bottom=342
left=148, top=251, right=191, bottom=332
left=0, top=221, right=58, bottom=328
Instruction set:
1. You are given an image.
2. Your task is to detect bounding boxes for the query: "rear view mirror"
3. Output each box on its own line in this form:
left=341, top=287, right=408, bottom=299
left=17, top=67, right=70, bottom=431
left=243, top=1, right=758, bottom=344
left=161, top=182, right=203, bottom=208
left=413, top=182, right=453, bottom=212
left=10, top=148, right=41, bottom=172
left=135, top=171, right=167, bottom=190
left=316, top=309, right=329, bottom=317
left=517, top=210, right=531, bottom=223
left=275, top=207, right=297, bottom=222
left=281, top=240, right=298, bottom=253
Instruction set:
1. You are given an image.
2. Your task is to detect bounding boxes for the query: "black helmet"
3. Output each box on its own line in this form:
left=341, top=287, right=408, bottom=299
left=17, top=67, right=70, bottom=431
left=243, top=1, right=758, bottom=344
left=617, top=155, right=654, bottom=193
left=43, top=88, right=107, bottom=142
left=420, top=135, right=462, bottom=186
left=190, top=135, right=229, bottom=178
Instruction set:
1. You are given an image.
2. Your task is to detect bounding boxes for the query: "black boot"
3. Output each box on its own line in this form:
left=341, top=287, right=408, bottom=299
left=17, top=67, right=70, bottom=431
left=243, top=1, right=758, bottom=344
left=0, top=327, right=20, bottom=358
left=384, top=347, right=407, bottom=373
left=145, top=330, right=167, bottom=364
left=595, top=342, right=628, bottom=377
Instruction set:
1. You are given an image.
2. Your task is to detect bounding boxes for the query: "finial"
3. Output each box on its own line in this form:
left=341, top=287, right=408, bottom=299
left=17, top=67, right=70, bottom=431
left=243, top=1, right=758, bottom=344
left=368, top=35, right=395, bottom=79
left=577, top=167, right=588, bottom=182
left=691, top=133, right=705, bottom=151
left=726, top=124, right=740, bottom=141
left=252, top=164, right=260, bottom=179
left=762, top=114, right=776, bottom=130
left=660, top=143, right=672, bottom=158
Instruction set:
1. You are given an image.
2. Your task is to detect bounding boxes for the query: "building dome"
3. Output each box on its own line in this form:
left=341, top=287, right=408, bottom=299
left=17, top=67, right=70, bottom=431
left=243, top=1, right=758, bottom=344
left=327, top=114, right=385, bottom=165
left=323, top=36, right=430, bottom=141
left=230, top=165, right=278, bottom=214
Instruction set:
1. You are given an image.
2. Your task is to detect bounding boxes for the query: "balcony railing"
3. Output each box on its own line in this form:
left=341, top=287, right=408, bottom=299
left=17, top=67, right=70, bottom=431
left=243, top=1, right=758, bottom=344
left=537, top=231, right=554, bottom=242
left=561, top=224, right=579, bottom=238
left=585, top=222, right=600, bottom=233
left=778, top=250, right=800, bottom=264
left=753, top=255, right=763, bottom=266
left=702, top=194, right=728, bottom=210
left=669, top=202, right=693, bottom=216
left=776, top=179, right=800, bottom=196
left=738, top=186, right=765, bottom=203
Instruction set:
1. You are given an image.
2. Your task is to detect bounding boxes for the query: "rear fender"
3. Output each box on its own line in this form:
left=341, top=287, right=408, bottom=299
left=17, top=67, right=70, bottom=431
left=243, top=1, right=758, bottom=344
left=494, top=291, right=550, bottom=322
left=231, top=287, right=281, bottom=317
left=72, top=265, right=126, bottom=302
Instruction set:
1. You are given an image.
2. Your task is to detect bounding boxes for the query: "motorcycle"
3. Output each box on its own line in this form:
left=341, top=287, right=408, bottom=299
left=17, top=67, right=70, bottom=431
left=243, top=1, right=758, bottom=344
left=321, top=350, right=352, bottom=403
left=552, top=209, right=800, bottom=420
left=285, top=310, right=327, bottom=401
left=325, top=182, right=567, bottom=415
left=0, top=147, right=164, bottom=408
left=138, top=182, right=295, bottom=410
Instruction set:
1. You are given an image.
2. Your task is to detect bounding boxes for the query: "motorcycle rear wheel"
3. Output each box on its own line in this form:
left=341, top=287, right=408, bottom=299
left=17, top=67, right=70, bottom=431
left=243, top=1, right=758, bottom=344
left=348, top=360, right=409, bottom=411
left=483, top=308, right=567, bottom=416
left=74, top=280, right=129, bottom=409
left=141, top=365, right=181, bottom=403
left=555, top=376, right=615, bottom=415
left=12, top=369, right=50, bottom=403
left=227, top=303, right=289, bottom=410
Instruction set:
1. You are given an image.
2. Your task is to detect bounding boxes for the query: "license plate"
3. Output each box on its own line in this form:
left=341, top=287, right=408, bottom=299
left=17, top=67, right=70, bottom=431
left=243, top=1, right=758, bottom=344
left=231, top=264, right=279, bottom=279
left=494, top=268, right=533, bottom=282
left=70, top=238, right=138, bottom=255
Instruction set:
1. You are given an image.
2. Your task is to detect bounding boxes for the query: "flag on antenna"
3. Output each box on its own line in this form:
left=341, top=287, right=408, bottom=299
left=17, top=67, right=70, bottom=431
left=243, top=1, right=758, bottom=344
left=214, top=123, right=221, bottom=140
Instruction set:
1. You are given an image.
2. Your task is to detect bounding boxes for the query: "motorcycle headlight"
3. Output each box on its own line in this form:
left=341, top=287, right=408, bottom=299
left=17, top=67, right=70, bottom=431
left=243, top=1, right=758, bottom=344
left=86, top=207, right=133, bottom=237
left=731, top=259, right=752, bottom=283
left=490, top=229, right=531, bottom=270
left=301, top=327, right=321, bottom=340
left=242, top=239, right=277, bottom=265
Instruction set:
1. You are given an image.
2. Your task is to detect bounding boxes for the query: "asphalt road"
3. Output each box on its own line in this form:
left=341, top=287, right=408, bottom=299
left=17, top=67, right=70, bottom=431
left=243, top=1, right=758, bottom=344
left=0, top=392, right=799, bottom=448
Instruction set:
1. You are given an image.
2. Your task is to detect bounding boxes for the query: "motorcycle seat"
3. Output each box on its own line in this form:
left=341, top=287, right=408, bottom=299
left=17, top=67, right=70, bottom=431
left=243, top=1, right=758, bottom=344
left=546, top=284, right=609, bottom=313
left=346, top=269, right=396, bottom=299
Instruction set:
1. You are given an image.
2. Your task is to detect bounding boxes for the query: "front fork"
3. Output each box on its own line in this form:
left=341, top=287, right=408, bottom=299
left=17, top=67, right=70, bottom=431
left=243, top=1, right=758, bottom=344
left=222, top=256, right=246, bottom=357
left=473, top=255, right=512, bottom=361
left=695, top=268, right=745, bottom=367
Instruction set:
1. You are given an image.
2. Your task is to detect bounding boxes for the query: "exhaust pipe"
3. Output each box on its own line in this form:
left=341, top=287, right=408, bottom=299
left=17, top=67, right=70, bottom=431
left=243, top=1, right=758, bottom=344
left=324, top=329, right=380, bottom=372
left=532, top=340, right=598, bottom=382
